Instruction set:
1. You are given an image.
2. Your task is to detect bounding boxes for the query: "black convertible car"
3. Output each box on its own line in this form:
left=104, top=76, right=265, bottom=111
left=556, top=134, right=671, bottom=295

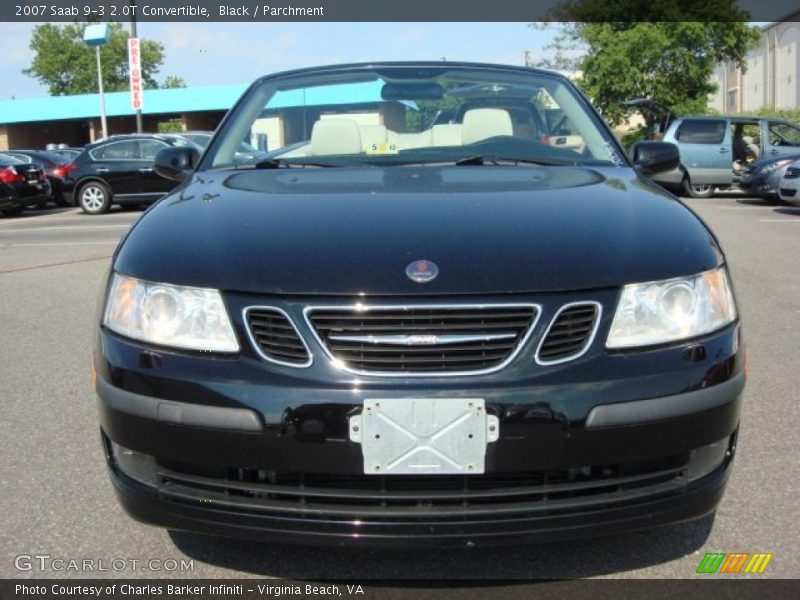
left=95, top=63, right=745, bottom=547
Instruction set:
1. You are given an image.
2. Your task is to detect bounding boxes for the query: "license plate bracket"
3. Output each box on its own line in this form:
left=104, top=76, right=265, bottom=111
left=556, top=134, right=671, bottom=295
left=349, top=398, right=499, bottom=475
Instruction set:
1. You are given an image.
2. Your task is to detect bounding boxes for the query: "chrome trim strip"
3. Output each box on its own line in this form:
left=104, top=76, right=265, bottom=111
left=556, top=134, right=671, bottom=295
left=534, top=301, right=603, bottom=366
left=242, top=306, right=313, bottom=369
left=327, top=333, right=518, bottom=346
left=303, top=303, right=541, bottom=378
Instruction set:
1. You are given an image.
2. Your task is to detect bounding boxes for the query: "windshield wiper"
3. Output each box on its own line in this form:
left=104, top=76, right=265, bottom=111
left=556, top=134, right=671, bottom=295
left=454, top=155, right=570, bottom=167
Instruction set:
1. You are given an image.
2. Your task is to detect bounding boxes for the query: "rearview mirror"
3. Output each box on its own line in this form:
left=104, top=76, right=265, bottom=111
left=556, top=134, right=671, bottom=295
left=631, top=141, right=680, bottom=176
left=381, top=82, right=443, bottom=101
left=154, top=146, right=200, bottom=182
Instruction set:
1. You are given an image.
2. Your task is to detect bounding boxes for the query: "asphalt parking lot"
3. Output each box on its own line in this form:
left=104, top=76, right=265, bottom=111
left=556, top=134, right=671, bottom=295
left=1, top=195, right=798, bottom=580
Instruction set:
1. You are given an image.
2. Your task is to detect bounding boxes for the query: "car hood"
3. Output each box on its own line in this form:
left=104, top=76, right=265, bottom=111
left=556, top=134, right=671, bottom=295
left=750, top=154, right=800, bottom=170
left=114, top=165, right=722, bottom=295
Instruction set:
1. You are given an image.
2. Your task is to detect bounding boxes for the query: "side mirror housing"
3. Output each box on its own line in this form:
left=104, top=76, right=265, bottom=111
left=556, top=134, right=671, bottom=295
left=154, top=146, right=200, bottom=182
left=631, top=141, right=680, bottom=176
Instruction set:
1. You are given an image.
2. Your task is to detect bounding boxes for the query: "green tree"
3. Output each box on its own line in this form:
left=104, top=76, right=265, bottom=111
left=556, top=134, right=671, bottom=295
left=161, top=75, right=187, bottom=89
left=531, top=2, right=761, bottom=127
left=23, top=23, right=167, bottom=95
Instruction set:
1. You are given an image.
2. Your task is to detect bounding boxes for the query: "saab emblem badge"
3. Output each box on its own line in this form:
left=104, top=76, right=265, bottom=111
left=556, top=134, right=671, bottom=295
left=406, top=260, right=438, bottom=283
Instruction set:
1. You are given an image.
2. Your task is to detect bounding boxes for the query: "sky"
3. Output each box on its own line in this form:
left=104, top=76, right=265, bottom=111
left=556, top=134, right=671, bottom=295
left=0, top=22, right=561, bottom=100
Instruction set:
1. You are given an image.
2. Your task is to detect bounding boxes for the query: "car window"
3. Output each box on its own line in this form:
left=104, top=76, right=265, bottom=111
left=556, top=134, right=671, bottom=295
left=92, top=141, right=139, bottom=160
left=184, top=134, right=211, bottom=148
left=0, top=153, right=23, bottom=164
left=676, top=120, right=726, bottom=144
left=7, top=153, right=32, bottom=163
left=768, top=123, right=800, bottom=147
left=138, top=140, right=169, bottom=160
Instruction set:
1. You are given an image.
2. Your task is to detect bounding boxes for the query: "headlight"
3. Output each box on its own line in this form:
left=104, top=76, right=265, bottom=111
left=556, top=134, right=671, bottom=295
left=607, top=267, right=736, bottom=349
left=766, top=159, right=793, bottom=172
left=103, top=273, right=239, bottom=352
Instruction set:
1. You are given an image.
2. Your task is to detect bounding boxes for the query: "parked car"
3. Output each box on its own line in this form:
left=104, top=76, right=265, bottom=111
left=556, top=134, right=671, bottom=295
left=778, top=160, right=800, bottom=204
left=0, top=153, right=51, bottom=216
left=739, top=153, right=800, bottom=201
left=3, top=149, right=73, bottom=207
left=61, top=134, right=200, bottom=214
left=96, top=62, right=744, bottom=547
left=650, top=115, right=800, bottom=198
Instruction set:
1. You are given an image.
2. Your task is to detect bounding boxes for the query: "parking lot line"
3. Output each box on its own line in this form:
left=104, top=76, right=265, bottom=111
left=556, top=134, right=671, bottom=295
left=0, top=224, right=131, bottom=234
left=1, top=241, right=119, bottom=247
left=759, top=218, right=800, bottom=223
left=717, top=206, right=776, bottom=210
left=0, top=255, right=112, bottom=275
left=0, top=209, right=78, bottom=224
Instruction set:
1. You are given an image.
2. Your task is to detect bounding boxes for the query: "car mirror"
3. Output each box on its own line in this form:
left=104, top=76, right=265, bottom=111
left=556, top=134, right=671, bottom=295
left=154, top=146, right=200, bottom=182
left=631, top=141, right=680, bottom=176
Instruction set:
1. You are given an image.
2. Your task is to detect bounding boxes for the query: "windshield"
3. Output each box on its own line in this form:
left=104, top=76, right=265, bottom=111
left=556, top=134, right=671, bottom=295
left=203, top=65, right=625, bottom=170
left=0, top=154, right=23, bottom=165
left=34, top=152, right=70, bottom=165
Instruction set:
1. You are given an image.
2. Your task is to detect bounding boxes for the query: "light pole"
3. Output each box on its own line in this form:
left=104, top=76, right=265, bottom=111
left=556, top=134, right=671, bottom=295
left=83, top=24, right=111, bottom=140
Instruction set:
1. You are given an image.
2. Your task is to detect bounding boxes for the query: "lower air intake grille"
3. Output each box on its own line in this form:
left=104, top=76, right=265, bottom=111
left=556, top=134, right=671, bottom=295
left=246, top=308, right=311, bottom=367
left=156, top=454, right=690, bottom=521
left=537, top=303, right=600, bottom=363
left=306, top=304, right=538, bottom=374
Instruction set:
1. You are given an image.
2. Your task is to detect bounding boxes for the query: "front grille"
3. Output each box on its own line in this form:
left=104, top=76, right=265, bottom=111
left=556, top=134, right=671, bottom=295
left=784, top=167, right=800, bottom=179
left=306, top=304, right=538, bottom=374
left=779, top=188, right=796, bottom=197
left=537, top=303, right=600, bottom=363
left=156, top=456, right=690, bottom=521
left=245, top=307, right=311, bottom=366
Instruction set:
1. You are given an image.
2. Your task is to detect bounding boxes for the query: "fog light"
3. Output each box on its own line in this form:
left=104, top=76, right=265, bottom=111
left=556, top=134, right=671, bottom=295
left=110, top=441, right=158, bottom=487
left=688, top=439, right=728, bottom=482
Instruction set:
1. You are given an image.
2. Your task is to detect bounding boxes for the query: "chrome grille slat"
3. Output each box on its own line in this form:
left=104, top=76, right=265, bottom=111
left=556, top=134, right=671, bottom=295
left=314, top=322, right=533, bottom=332
left=306, top=303, right=539, bottom=376
left=327, top=341, right=517, bottom=354
left=331, top=352, right=511, bottom=365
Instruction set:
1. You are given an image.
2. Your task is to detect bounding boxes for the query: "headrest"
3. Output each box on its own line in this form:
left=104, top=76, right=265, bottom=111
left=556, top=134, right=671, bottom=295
left=462, top=108, right=513, bottom=145
left=308, top=119, right=362, bottom=155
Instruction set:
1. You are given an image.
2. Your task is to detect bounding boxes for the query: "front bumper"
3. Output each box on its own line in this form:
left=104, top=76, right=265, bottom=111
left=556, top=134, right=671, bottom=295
left=96, top=298, right=745, bottom=546
left=779, top=180, right=799, bottom=203
left=739, top=171, right=783, bottom=197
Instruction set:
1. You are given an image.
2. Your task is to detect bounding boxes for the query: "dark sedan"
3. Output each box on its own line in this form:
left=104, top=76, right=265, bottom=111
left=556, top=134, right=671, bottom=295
left=61, top=134, right=199, bottom=214
left=0, top=154, right=51, bottom=217
left=3, top=149, right=73, bottom=206
left=739, top=153, right=800, bottom=201
left=95, top=63, right=745, bottom=547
